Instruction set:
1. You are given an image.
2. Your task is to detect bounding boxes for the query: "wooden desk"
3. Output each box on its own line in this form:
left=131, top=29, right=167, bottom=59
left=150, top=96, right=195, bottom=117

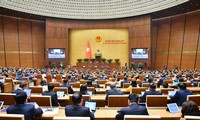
left=58, top=94, right=107, bottom=107
left=73, top=88, right=129, bottom=94
left=187, top=87, right=200, bottom=94
left=0, top=107, right=182, bottom=120
left=41, top=107, right=181, bottom=120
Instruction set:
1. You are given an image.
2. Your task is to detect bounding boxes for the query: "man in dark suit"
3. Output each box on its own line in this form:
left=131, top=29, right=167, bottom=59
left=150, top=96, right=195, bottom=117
left=65, top=92, right=94, bottom=120
left=42, top=83, right=59, bottom=106
left=11, top=82, right=27, bottom=94
left=7, top=92, right=43, bottom=120
left=170, top=82, right=192, bottom=106
left=140, top=83, right=162, bottom=102
left=105, top=84, right=123, bottom=100
left=60, top=79, right=74, bottom=94
left=115, top=94, right=148, bottom=120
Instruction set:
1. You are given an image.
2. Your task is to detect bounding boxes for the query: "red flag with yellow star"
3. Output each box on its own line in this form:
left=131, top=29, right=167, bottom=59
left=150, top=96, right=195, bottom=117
left=86, top=41, right=92, bottom=59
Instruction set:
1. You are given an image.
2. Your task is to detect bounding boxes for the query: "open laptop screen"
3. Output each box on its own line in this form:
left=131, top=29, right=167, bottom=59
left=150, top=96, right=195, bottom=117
left=168, top=91, right=176, bottom=96
left=24, top=89, right=32, bottom=96
left=167, top=103, right=179, bottom=113
left=57, top=91, right=64, bottom=98
left=85, top=101, right=96, bottom=112
left=87, top=91, right=92, bottom=98
left=0, top=101, right=4, bottom=109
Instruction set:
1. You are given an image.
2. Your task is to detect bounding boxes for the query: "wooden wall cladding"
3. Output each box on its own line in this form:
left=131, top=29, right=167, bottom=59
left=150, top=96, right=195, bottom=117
left=46, top=15, right=151, bottom=68
left=0, top=16, right=5, bottom=66
left=0, top=15, right=45, bottom=68
left=152, top=10, right=200, bottom=70
left=32, top=22, right=45, bottom=68
left=4, top=16, right=20, bottom=67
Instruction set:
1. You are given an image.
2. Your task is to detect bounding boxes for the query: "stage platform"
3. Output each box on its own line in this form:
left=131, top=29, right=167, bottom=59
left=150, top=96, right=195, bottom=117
left=72, top=62, right=121, bottom=71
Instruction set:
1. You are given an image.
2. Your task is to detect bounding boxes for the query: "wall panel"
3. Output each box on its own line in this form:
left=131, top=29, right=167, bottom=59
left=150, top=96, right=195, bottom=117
left=0, top=16, right=5, bottom=66
left=32, top=22, right=45, bottom=68
left=152, top=10, right=200, bottom=70
left=181, top=11, right=199, bottom=69
left=18, top=19, right=33, bottom=68
left=4, top=16, right=19, bottom=67
left=151, top=20, right=158, bottom=69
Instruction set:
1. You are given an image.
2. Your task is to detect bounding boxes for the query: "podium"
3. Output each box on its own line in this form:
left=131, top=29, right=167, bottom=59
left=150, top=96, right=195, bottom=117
left=95, top=56, right=101, bottom=62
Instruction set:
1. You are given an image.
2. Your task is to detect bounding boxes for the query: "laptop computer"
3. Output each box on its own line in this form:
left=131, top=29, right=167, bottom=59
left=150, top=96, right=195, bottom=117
left=87, top=91, right=92, bottom=98
left=141, top=92, right=145, bottom=96
left=0, top=101, right=4, bottom=109
left=167, top=103, right=179, bottom=113
left=85, top=101, right=96, bottom=112
left=168, top=91, right=176, bottom=96
left=173, top=81, right=179, bottom=86
left=24, top=89, right=32, bottom=96
left=57, top=91, right=64, bottom=98
left=106, top=86, right=110, bottom=90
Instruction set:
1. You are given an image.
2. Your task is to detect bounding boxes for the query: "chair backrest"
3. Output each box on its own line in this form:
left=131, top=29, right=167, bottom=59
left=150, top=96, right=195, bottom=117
left=80, top=80, right=88, bottom=84
left=4, top=78, right=14, bottom=92
left=164, top=80, right=173, bottom=84
left=68, top=95, right=90, bottom=105
left=54, top=87, right=68, bottom=94
left=187, top=95, right=200, bottom=106
left=33, top=79, right=42, bottom=86
left=55, top=74, right=62, bottom=83
left=50, top=82, right=60, bottom=87
left=22, top=77, right=29, bottom=87
left=87, top=87, right=95, bottom=94
left=97, top=80, right=107, bottom=84
left=146, top=95, right=167, bottom=107
left=92, top=83, right=98, bottom=88
left=139, top=74, right=146, bottom=81
left=29, top=95, right=52, bottom=106
left=117, top=75, right=124, bottom=80
left=108, top=95, right=128, bottom=107
left=184, top=82, right=192, bottom=87
left=160, top=88, right=174, bottom=95
left=69, top=83, right=80, bottom=88
left=123, top=83, right=131, bottom=88
left=29, top=86, right=43, bottom=93
left=53, top=117, right=90, bottom=120
left=105, top=83, right=111, bottom=88
left=132, top=87, right=146, bottom=94
left=184, top=116, right=200, bottom=120
left=0, top=93, right=16, bottom=105
left=0, top=114, right=24, bottom=120
left=142, top=83, right=150, bottom=88
left=46, top=74, right=52, bottom=83
left=193, top=73, right=199, bottom=78
left=124, top=115, right=161, bottom=120
left=36, top=74, right=43, bottom=80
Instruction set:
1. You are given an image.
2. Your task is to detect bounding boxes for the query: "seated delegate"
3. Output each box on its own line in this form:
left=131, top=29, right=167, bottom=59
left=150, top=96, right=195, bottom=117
left=7, top=92, right=43, bottom=120
left=65, top=92, right=94, bottom=120
left=116, top=93, right=148, bottom=120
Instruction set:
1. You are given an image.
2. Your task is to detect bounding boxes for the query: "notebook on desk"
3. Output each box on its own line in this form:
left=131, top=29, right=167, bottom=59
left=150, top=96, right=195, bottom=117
left=24, top=89, right=32, bottom=96
left=85, top=101, right=96, bottom=112
left=167, top=103, right=179, bottom=113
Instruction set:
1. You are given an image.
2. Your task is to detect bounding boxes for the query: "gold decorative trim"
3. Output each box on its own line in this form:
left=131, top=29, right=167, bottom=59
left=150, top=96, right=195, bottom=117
left=155, top=51, right=200, bottom=54
left=0, top=51, right=44, bottom=54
